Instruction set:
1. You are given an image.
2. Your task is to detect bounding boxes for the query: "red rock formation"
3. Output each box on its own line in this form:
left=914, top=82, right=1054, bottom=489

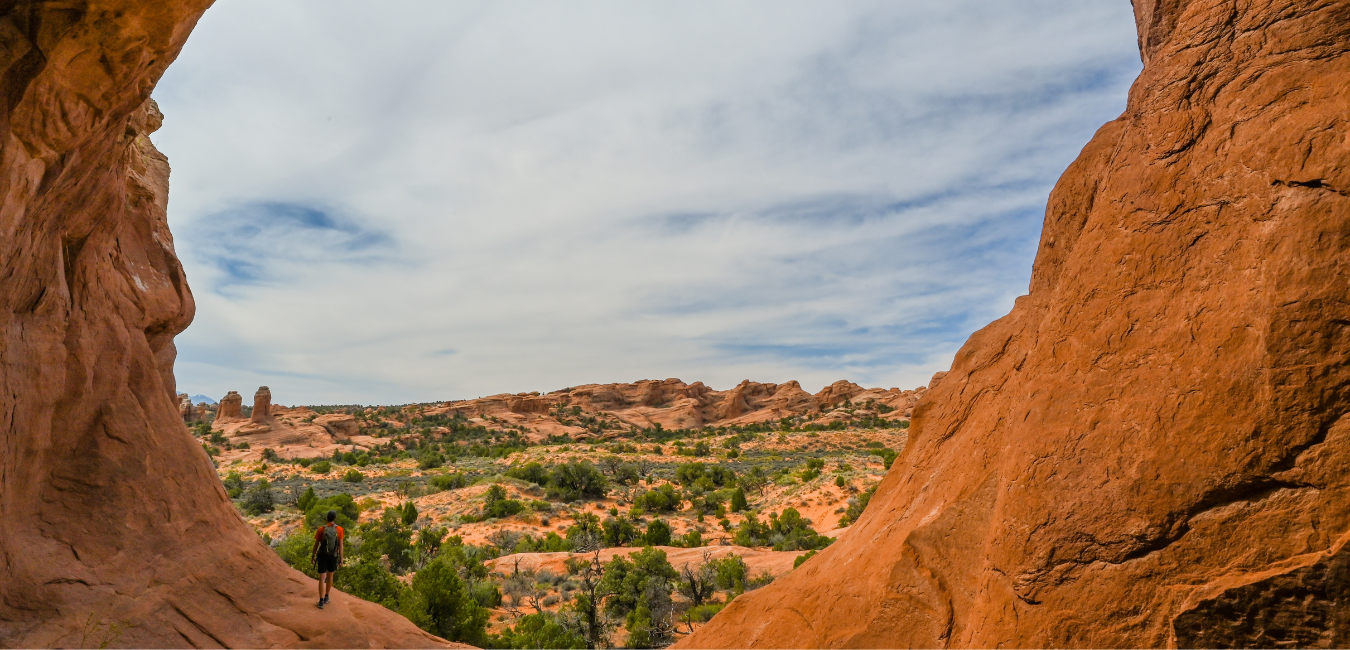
left=0, top=2, right=452, bottom=646
left=217, top=389, right=243, bottom=420
left=812, top=379, right=865, bottom=409
left=178, top=392, right=195, bottom=421
left=315, top=412, right=359, bottom=439
left=250, top=385, right=272, bottom=423
left=429, top=377, right=923, bottom=440
left=682, top=1, right=1350, bottom=647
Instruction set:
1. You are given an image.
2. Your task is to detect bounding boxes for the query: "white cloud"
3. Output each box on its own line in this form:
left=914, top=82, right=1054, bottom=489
left=154, top=0, right=1140, bottom=405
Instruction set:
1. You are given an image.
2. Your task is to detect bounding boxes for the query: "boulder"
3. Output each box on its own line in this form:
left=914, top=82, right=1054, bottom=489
left=315, top=413, right=359, bottom=438
left=681, top=0, right=1350, bottom=647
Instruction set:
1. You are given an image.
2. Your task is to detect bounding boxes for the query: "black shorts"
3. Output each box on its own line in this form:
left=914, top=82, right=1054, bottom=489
left=316, top=554, right=339, bottom=574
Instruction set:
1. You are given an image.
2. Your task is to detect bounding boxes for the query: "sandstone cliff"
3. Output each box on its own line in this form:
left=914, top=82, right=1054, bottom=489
left=682, top=1, right=1350, bottom=647
left=429, top=378, right=920, bottom=440
left=0, top=3, right=452, bottom=646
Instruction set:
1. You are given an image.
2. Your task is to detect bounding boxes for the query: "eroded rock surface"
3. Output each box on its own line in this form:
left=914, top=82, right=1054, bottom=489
left=251, top=385, right=272, bottom=423
left=682, top=1, right=1350, bottom=647
left=218, top=389, right=243, bottom=420
left=434, top=378, right=922, bottom=440
left=0, top=2, right=452, bottom=646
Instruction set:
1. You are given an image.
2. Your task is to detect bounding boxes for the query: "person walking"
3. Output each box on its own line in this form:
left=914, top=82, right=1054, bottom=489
left=310, top=510, right=344, bottom=608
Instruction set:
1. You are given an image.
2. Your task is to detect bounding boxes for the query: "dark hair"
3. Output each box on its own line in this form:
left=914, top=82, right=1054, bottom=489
left=326, top=510, right=337, bottom=522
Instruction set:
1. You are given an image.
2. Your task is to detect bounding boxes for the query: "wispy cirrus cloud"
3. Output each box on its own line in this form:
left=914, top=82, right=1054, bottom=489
left=154, top=0, right=1141, bottom=405
left=188, top=201, right=395, bottom=290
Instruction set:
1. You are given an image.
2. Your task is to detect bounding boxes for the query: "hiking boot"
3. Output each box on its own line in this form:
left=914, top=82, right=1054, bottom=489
left=317, top=599, right=325, bottom=609
left=322, top=595, right=329, bottom=605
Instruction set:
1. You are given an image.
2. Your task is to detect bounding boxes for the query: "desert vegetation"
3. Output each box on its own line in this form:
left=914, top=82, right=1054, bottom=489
left=202, top=392, right=904, bottom=647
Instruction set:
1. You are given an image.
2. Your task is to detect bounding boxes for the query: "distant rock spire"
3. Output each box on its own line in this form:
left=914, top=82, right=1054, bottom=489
left=250, top=386, right=272, bottom=423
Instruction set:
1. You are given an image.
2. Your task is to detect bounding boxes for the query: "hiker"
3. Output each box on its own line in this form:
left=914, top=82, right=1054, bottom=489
left=310, top=510, right=344, bottom=609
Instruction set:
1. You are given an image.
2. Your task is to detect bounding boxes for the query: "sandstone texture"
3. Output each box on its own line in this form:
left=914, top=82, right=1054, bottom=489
left=682, top=1, right=1350, bottom=647
left=217, top=389, right=243, bottom=420
left=251, top=385, right=272, bottom=423
left=0, top=2, right=454, bottom=647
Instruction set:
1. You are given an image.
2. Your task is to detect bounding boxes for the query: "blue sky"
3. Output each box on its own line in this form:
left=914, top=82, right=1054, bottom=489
left=153, top=0, right=1141, bottom=406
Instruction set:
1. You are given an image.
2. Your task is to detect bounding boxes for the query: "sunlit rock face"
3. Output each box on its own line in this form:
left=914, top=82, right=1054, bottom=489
left=681, top=0, right=1350, bottom=647
left=0, top=2, right=452, bottom=646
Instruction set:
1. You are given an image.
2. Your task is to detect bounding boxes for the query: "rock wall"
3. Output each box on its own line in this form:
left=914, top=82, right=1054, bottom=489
left=440, top=377, right=921, bottom=438
left=681, top=0, right=1350, bottom=647
left=0, top=2, right=451, bottom=646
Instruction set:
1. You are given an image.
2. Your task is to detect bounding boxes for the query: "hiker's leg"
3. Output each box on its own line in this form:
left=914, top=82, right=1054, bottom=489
left=318, top=572, right=329, bottom=599
left=323, top=571, right=333, bottom=598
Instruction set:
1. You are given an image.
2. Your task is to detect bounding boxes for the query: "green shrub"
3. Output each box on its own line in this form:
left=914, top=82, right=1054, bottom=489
left=675, top=462, right=735, bottom=488
left=493, top=613, right=586, bottom=649
left=297, top=457, right=313, bottom=467
left=686, top=602, right=725, bottom=622
left=406, top=557, right=489, bottom=646
left=483, top=484, right=523, bottom=518
left=241, top=479, right=275, bottom=515
left=838, top=484, right=877, bottom=527
left=401, top=501, right=419, bottom=526
left=297, top=486, right=317, bottom=512
left=794, top=549, right=818, bottom=569
left=309, top=460, right=332, bottom=474
left=274, top=527, right=318, bottom=578
left=342, top=469, right=365, bottom=483
left=733, top=508, right=833, bottom=551
left=711, top=554, right=747, bottom=591
left=644, top=519, right=672, bottom=546
left=418, top=450, right=445, bottom=470
left=504, top=462, right=549, bottom=485
left=602, top=517, right=640, bottom=547
left=546, top=462, right=608, bottom=502
left=867, top=448, right=898, bottom=470
left=222, top=471, right=244, bottom=493
left=261, top=447, right=280, bottom=462
left=304, top=493, right=359, bottom=529
left=335, top=558, right=405, bottom=608
left=599, top=547, right=678, bottom=619
left=835, top=475, right=847, bottom=488
left=429, top=473, right=468, bottom=491
left=633, top=484, right=680, bottom=513
left=730, top=487, right=748, bottom=512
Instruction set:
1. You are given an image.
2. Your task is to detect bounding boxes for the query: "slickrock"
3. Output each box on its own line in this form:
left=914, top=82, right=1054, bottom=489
left=0, top=2, right=455, bottom=646
left=682, top=1, right=1350, bottom=647
left=217, top=389, right=244, bottom=420
left=314, top=412, right=359, bottom=438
